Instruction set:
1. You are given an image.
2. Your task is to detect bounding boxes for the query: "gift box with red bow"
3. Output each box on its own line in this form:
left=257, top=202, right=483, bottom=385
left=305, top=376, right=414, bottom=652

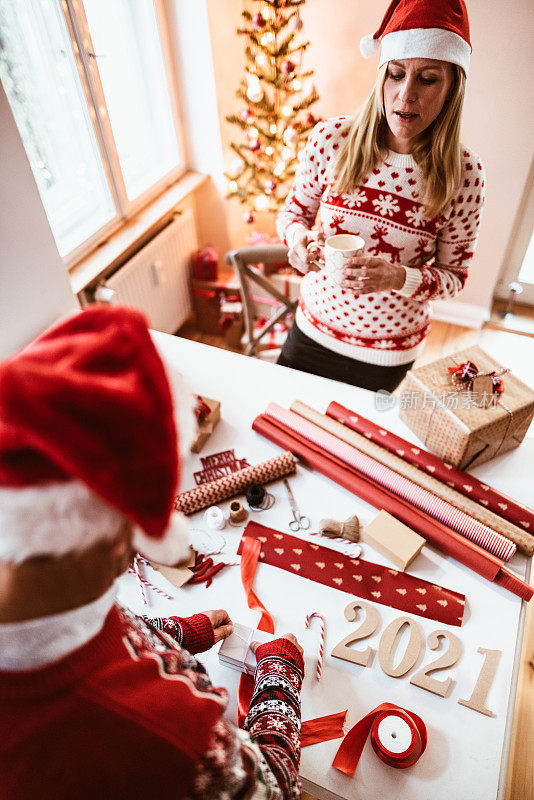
left=191, top=395, right=221, bottom=453
left=398, top=346, right=534, bottom=469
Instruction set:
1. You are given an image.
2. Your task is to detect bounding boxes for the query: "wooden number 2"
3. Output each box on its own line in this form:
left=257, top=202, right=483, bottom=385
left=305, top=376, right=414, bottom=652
left=458, top=648, right=502, bottom=717
left=331, top=600, right=381, bottom=667
left=410, top=629, right=462, bottom=698
left=378, top=616, right=424, bottom=678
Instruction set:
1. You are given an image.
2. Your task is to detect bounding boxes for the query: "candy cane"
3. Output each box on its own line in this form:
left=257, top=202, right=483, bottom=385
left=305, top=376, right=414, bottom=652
left=129, top=558, right=175, bottom=602
left=305, top=612, right=326, bottom=681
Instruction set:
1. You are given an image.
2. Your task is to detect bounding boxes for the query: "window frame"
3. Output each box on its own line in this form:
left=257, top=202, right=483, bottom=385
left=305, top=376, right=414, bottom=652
left=494, top=154, right=534, bottom=306
left=56, top=0, right=187, bottom=268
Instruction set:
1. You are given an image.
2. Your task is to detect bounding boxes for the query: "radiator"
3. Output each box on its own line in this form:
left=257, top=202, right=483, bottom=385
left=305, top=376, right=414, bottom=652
left=96, top=210, right=196, bottom=334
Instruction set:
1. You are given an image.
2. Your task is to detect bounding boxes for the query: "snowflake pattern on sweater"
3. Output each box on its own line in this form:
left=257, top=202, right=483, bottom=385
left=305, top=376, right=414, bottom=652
left=277, top=116, right=486, bottom=366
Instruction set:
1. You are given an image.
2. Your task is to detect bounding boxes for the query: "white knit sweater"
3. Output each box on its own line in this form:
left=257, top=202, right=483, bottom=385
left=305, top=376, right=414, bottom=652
left=277, top=116, right=486, bottom=366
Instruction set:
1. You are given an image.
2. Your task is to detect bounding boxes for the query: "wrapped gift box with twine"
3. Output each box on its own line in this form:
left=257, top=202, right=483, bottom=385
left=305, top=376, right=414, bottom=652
left=398, top=346, right=534, bottom=469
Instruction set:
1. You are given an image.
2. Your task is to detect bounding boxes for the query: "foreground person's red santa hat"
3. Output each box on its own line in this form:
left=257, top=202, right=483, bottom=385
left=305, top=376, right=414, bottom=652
left=0, top=305, right=192, bottom=565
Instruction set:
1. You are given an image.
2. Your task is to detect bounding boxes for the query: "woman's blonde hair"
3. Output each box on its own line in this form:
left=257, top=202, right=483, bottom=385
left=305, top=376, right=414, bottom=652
left=333, top=62, right=466, bottom=218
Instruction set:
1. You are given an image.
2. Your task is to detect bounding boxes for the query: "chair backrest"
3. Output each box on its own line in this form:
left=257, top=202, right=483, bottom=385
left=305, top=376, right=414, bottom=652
left=225, top=245, right=296, bottom=357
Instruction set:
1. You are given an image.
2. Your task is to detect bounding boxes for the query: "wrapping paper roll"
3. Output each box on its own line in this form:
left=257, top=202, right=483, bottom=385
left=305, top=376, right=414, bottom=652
left=333, top=703, right=427, bottom=777
left=266, top=404, right=516, bottom=562
left=251, top=413, right=533, bottom=601
left=175, top=451, right=296, bottom=515
left=327, top=401, right=534, bottom=537
left=290, top=401, right=531, bottom=557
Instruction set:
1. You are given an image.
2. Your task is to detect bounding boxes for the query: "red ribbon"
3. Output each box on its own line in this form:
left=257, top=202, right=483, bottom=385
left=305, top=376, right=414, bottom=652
left=448, top=361, right=504, bottom=394
left=238, top=537, right=275, bottom=727
left=332, top=703, right=427, bottom=777
left=301, top=710, right=347, bottom=747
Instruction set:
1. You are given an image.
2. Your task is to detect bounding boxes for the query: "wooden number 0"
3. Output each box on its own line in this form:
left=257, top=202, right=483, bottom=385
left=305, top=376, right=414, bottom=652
left=410, top=629, right=462, bottom=698
left=378, top=616, right=424, bottom=678
left=331, top=600, right=381, bottom=667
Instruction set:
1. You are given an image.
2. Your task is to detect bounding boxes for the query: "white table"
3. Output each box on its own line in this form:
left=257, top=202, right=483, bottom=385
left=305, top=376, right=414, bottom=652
left=118, top=335, right=532, bottom=800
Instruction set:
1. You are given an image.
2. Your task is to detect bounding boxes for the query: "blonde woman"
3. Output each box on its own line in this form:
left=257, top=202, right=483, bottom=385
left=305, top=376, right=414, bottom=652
left=277, top=0, right=485, bottom=392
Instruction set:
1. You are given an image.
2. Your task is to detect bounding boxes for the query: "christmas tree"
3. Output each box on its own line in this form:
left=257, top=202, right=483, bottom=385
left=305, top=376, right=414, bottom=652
left=225, top=0, right=320, bottom=225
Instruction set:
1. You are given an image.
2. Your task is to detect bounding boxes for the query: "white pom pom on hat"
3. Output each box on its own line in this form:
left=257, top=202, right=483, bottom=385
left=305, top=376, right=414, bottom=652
left=360, top=34, right=380, bottom=58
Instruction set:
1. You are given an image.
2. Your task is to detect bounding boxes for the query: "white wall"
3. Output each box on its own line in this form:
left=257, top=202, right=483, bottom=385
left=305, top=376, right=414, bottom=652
left=0, top=84, right=78, bottom=359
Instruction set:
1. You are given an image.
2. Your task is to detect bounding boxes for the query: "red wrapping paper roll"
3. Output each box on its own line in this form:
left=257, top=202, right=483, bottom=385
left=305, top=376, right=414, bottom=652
left=265, top=403, right=516, bottom=561
left=327, top=401, right=534, bottom=536
left=251, top=414, right=533, bottom=601
left=332, top=703, right=427, bottom=777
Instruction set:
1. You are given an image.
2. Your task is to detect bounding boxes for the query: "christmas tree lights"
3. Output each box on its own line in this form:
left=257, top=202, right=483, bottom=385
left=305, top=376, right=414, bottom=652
left=225, top=0, right=320, bottom=225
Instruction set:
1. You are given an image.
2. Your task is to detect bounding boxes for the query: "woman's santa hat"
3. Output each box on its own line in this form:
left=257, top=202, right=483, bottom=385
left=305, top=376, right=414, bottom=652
left=360, top=0, right=471, bottom=76
left=0, top=305, right=193, bottom=566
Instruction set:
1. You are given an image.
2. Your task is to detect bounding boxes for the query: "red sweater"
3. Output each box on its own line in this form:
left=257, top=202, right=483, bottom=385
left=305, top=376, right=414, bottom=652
left=0, top=605, right=304, bottom=799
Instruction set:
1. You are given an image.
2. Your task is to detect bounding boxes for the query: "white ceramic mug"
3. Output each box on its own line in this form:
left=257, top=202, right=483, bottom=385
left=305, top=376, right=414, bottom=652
left=306, top=234, right=365, bottom=284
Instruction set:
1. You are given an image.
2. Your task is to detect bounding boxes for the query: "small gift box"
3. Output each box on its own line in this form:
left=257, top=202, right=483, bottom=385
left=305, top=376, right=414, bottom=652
left=191, top=395, right=221, bottom=454
left=218, top=623, right=274, bottom=676
left=192, top=246, right=219, bottom=281
left=398, top=345, right=534, bottom=469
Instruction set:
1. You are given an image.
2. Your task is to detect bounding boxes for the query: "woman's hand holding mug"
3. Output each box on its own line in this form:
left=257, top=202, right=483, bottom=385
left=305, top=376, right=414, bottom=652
left=341, top=255, right=406, bottom=293
left=288, top=229, right=325, bottom=274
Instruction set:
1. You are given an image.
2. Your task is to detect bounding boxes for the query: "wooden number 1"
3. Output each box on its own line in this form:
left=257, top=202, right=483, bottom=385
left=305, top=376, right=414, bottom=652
left=458, top=648, right=502, bottom=717
left=410, top=630, right=462, bottom=698
left=331, top=600, right=381, bottom=667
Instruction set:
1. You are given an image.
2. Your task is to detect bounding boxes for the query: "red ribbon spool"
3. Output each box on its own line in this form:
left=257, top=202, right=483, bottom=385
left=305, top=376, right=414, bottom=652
left=333, top=703, right=427, bottom=777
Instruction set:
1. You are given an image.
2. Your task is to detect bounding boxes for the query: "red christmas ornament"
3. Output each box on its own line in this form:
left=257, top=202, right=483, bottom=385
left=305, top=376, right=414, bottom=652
left=240, top=107, right=254, bottom=123
left=306, top=112, right=316, bottom=126
left=264, top=179, right=277, bottom=193
left=282, top=59, right=296, bottom=75
left=249, top=139, right=261, bottom=152
left=243, top=211, right=255, bottom=224
left=252, top=12, right=267, bottom=30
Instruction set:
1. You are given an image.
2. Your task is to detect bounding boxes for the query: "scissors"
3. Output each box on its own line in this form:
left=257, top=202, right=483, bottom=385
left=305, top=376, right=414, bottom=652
left=283, top=479, right=310, bottom=532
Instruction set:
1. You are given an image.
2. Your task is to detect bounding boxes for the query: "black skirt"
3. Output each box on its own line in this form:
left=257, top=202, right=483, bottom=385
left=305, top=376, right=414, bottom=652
left=277, top=322, right=415, bottom=392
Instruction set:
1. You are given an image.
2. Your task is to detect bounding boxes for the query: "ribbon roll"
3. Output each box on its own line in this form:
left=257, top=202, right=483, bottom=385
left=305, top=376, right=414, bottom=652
left=319, top=515, right=360, bottom=542
left=301, top=710, right=347, bottom=747
left=332, top=703, right=427, bottom=777
left=229, top=500, right=248, bottom=525
left=204, top=506, right=225, bottom=530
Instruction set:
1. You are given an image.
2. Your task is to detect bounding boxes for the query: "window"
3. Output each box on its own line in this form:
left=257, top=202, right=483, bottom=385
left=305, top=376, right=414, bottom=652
left=0, top=0, right=184, bottom=261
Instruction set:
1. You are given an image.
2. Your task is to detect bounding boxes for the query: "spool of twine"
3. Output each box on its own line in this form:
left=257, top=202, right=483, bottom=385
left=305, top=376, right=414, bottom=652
left=229, top=500, right=248, bottom=525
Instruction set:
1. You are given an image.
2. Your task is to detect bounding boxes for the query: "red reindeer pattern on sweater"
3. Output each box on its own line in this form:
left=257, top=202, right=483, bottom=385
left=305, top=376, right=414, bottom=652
left=277, top=117, right=485, bottom=366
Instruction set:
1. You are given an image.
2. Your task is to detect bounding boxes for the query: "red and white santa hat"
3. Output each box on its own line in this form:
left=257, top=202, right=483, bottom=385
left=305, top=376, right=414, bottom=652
left=0, top=305, right=193, bottom=565
left=361, top=0, right=471, bottom=76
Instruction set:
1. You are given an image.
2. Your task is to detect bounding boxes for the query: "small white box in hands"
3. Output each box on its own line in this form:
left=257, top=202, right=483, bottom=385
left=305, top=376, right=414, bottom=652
left=218, top=623, right=275, bottom=676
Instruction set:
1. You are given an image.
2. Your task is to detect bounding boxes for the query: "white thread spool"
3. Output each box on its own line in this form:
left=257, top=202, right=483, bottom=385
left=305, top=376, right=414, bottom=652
left=204, top=506, right=226, bottom=530
left=376, top=714, right=414, bottom=755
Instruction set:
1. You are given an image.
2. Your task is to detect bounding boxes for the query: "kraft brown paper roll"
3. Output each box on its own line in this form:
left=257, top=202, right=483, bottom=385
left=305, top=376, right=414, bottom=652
left=290, top=401, right=533, bottom=557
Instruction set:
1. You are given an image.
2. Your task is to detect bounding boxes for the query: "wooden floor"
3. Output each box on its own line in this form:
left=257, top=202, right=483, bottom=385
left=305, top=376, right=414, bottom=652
left=181, top=316, right=534, bottom=800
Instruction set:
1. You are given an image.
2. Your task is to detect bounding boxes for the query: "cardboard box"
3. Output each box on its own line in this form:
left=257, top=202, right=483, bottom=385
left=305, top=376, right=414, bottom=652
left=191, top=396, right=221, bottom=453
left=398, top=345, right=534, bottom=469
left=362, top=510, right=425, bottom=571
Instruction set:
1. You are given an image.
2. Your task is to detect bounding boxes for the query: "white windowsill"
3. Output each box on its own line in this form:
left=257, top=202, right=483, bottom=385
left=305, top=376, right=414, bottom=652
left=68, top=170, right=208, bottom=295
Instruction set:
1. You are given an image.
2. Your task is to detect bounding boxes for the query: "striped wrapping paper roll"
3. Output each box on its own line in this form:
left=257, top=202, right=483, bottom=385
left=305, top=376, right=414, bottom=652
left=291, top=400, right=533, bottom=557
left=327, top=401, right=534, bottom=536
left=265, top=404, right=516, bottom=562
left=175, top=451, right=296, bottom=515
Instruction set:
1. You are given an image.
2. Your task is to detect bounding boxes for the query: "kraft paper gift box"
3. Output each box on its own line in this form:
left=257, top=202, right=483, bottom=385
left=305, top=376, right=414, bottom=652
left=190, top=396, right=221, bottom=454
left=398, top=345, right=534, bottom=469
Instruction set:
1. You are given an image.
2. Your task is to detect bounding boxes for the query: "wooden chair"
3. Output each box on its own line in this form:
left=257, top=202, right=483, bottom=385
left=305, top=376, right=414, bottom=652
left=225, top=244, right=297, bottom=357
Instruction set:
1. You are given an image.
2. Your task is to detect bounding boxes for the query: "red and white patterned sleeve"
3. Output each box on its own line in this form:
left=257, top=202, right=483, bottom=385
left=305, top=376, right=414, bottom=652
left=276, top=122, right=326, bottom=248
left=192, top=638, right=305, bottom=800
left=142, top=613, right=215, bottom=654
left=398, top=151, right=486, bottom=302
